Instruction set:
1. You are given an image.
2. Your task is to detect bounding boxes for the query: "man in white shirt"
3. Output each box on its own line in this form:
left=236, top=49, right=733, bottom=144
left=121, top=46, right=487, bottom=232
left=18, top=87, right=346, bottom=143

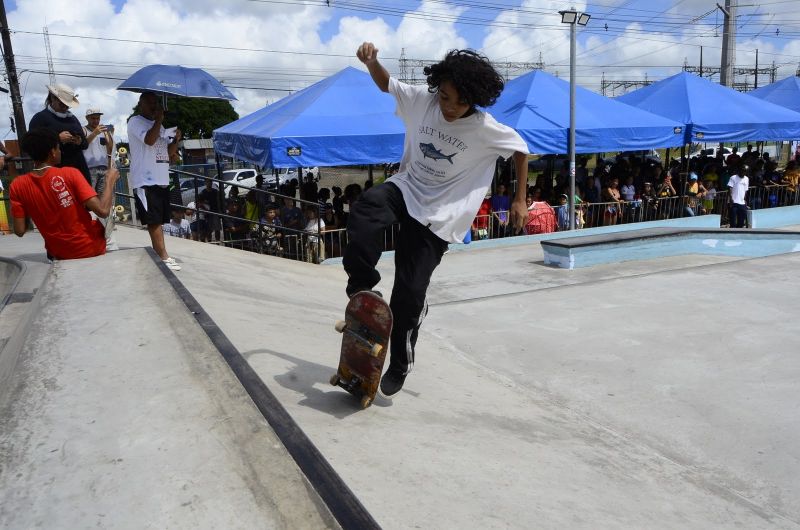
left=83, top=107, right=118, bottom=250
left=727, top=164, right=749, bottom=228
left=127, top=92, right=182, bottom=270
left=82, top=108, right=114, bottom=192
left=347, top=42, right=530, bottom=398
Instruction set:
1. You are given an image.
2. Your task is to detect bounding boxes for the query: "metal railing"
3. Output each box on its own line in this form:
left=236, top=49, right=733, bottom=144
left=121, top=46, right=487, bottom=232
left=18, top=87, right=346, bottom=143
left=5, top=173, right=800, bottom=258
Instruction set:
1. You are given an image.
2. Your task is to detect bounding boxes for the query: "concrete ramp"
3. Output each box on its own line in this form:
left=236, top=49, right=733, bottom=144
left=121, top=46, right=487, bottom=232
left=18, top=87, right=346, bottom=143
left=0, top=248, right=337, bottom=529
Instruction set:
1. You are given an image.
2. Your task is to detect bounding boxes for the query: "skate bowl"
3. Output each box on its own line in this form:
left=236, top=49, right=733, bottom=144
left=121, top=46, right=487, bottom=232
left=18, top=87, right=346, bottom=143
left=541, top=227, right=800, bottom=269
left=0, top=257, right=22, bottom=309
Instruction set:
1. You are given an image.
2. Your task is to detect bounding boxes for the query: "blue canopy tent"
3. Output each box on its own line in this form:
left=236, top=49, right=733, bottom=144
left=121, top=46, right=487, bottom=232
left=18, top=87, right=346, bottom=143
left=213, top=66, right=405, bottom=168
left=617, top=72, right=800, bottom=143
left=487, top=70, right=685, bottom=154
left=749, top=76, right=800, bottom=114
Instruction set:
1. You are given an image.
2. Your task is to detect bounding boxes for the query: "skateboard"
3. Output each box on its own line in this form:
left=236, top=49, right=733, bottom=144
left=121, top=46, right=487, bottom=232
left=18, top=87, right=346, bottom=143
left=330, top=291, right=393, bottom=408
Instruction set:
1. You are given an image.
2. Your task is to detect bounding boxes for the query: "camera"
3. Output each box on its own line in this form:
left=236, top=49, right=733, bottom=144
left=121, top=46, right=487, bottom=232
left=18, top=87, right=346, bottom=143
left=104, top=124, right=114, bottom=134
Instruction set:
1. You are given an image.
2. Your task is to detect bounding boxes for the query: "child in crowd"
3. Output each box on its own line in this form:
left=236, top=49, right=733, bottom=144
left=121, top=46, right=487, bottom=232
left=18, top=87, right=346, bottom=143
left=703, top=179, right=717, bottom=213
left=556, top=194, right=570, bottom=231
left=620, top=175, right=636, bottom=202
left=347, top=42, right=529, bottom=397
left=303, top=204, right=325, bottom=264
left=260, top=203, right=283, bottom=255
left=163, top=208, right=191, bottom=238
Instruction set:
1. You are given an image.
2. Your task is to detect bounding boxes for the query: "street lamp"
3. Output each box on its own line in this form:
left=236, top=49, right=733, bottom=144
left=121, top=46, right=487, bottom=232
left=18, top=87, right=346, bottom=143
left=559, top=7, right=590, bottom=230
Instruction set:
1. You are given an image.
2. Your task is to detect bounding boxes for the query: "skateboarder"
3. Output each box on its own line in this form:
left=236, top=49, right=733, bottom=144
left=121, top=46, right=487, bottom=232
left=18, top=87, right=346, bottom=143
left=345, top=42, right=530, bottom=398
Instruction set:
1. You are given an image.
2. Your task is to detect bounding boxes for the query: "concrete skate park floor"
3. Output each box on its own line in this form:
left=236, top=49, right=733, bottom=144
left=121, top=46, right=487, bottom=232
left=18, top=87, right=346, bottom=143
left=5, top=225, right=800, bottom=529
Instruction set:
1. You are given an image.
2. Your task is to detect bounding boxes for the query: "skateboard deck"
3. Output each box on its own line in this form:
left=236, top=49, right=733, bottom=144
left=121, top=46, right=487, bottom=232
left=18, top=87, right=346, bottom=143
left=330, top=291, right=393, bottom=408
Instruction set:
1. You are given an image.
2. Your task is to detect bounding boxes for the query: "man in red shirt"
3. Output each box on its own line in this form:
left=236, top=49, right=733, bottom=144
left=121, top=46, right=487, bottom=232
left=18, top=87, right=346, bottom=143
left=10, top=128, right=119, bottom=259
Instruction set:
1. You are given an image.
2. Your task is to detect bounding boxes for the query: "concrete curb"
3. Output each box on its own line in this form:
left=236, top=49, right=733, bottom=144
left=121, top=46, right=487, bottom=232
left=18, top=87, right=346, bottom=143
left=0, top=257, right=51, bottom=408
left=147, top=248, right=379, bottom=530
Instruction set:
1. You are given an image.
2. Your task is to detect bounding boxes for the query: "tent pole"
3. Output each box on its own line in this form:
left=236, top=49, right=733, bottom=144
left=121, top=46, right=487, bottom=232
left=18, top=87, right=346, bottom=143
left=215, top=152, right=225, bottom=242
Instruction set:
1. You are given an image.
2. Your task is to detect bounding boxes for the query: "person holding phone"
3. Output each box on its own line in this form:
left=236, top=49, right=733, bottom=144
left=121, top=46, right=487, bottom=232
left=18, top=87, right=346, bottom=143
left=83, top=107, right=114, bottom=193
left=83, top=107, right=118, bottom=250
left=28, top=83, right=91, bottom=184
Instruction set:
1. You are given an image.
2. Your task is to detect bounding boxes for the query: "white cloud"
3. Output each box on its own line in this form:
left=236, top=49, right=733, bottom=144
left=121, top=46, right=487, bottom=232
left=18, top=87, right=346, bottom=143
left=1, top=0, right=798, bottom=143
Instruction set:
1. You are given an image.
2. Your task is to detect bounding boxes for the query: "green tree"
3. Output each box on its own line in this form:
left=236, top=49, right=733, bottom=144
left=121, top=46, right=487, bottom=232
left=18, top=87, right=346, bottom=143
left=129, top=97, right=239, bottom=139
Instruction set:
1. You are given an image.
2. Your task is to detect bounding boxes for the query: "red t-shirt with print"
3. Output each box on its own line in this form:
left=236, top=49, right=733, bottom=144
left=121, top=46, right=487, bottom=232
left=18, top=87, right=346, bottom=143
left=9, top=166, right=105, bottom=259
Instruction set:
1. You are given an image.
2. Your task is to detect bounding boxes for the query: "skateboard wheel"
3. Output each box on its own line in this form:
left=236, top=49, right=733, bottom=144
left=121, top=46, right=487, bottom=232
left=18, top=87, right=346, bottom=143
left=334, top=320, right=346, bottom=333
left=360, top=395, right=373, bottom=409
left=329, top=374, right=340, bottom=386
left=370, top=343, right=383, bottom=357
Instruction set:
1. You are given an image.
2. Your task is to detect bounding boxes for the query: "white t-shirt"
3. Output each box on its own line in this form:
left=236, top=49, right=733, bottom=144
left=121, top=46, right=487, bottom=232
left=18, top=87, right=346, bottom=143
left=388, top=78, right=529, bottom=243
left=728, top=174, right=749, bottom=205
left=83, top=127, right=113, bottom=168
left=304, top=217, right=325, bottom=242
left=163, top=218, right=191, bottom=238
left=127, top=115, right=171, bottom=188
left=620, top=184, right=636, bottom=201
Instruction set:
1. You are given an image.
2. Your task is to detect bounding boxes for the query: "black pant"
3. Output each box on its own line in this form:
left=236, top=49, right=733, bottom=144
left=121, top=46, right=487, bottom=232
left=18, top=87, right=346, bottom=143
left=730, top=203, right=747, bottom=228
left=343, top=183, right=449, bottom=375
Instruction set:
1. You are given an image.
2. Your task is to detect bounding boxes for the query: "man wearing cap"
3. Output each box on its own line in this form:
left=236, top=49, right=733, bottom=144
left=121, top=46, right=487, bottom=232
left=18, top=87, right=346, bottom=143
left=28, top=83, right=91, bottom=183
left=82, top=108, right=114, bottom=193
left=83, top=108, right=118, bottom=251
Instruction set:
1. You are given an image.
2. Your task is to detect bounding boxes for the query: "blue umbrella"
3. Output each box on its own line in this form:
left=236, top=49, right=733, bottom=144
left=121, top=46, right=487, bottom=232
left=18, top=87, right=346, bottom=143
left=117, top=64, right=237, bottom=101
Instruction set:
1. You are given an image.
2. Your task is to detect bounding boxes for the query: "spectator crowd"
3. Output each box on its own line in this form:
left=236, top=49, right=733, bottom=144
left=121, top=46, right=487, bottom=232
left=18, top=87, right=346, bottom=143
left=6, top=81, right=800, bottom=266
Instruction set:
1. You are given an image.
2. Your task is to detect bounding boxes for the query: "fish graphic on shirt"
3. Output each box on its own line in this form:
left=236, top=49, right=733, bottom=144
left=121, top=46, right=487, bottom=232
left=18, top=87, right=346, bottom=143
left=419, top=143, right=456, bottom=164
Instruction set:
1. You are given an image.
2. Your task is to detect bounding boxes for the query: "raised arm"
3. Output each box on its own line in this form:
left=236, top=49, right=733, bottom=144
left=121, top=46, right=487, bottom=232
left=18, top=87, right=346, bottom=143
left=356, top=42, right=390, bottom=93
left=83, top=166, right=121, bottom=218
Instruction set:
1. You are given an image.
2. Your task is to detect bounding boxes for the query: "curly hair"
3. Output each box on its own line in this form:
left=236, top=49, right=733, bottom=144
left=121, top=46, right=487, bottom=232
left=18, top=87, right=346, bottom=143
left=424, top=49, right=504, bottom=108
left=22, top=128, right=59, bottom=162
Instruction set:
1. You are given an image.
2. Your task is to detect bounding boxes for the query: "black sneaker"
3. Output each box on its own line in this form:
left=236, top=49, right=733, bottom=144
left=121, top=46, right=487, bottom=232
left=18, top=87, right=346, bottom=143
left=379, top=368, right=406, bottom=398
left=347, top=288, right=383, bottom=299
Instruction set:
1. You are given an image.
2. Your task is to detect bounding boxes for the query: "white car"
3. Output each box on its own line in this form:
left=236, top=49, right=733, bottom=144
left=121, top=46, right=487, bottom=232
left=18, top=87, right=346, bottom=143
left=690, top=147, right=732, bottom=160
left=220, top=168, right=258, bottom=197
left=179, top=177, right=217, bottom=206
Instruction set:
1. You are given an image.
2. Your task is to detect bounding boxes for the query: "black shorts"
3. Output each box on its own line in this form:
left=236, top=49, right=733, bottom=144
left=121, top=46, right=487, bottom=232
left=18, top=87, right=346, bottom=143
left=134, top=185, right=171, bottom=226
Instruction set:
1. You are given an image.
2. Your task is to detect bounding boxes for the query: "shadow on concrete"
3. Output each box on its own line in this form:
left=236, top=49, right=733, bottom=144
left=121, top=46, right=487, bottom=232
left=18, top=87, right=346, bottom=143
left=241, top=347, right=394, bottom=419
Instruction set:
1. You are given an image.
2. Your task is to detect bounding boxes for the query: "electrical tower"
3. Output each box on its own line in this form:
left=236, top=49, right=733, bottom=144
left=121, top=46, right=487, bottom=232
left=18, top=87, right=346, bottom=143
left=43, top=25, right=56, bottom=85
left=398, top=52, right=544, bottom=85
left=600, top=73, right=652, bottom=96
left=682, top=61, right=777, bottom=92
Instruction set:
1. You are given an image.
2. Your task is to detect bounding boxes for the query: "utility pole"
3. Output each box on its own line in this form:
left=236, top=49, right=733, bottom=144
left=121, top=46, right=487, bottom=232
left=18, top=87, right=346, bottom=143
left=700, top=46, right=703, bottom=73
left=0, top=0, right=27, bottom=142
left=754, top=49, right=759, bottom=89
left=718, top=0, right=736, bottom=86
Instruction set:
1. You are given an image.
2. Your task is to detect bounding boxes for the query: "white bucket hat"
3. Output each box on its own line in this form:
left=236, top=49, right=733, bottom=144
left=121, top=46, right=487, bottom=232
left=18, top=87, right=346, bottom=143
left=46, top=83, right=80, bottom=108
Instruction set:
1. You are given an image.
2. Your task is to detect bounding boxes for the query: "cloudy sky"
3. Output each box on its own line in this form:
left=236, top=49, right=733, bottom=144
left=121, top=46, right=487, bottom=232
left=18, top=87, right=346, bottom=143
left=3, top=0, right=800, bottom=142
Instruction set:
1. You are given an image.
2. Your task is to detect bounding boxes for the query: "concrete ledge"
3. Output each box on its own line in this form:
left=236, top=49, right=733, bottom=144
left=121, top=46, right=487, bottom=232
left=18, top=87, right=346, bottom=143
left=0, top=257, right=51, bottom=408
left=0, top=249, right=339, bottom=529
left=0, top=258, right=22, bottom=308
left=748, top=205, right=800, bottom=229
left=541, top=227, right=800, bottom=269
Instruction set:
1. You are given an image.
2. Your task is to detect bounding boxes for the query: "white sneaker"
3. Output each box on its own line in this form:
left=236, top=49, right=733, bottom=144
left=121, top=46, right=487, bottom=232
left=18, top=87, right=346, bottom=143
left=163, top=257, right=181, bottom=271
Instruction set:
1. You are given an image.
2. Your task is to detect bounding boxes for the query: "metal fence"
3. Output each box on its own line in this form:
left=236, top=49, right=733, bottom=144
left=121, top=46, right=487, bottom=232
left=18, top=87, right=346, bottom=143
left=4, top=167, right=800, bottom=264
